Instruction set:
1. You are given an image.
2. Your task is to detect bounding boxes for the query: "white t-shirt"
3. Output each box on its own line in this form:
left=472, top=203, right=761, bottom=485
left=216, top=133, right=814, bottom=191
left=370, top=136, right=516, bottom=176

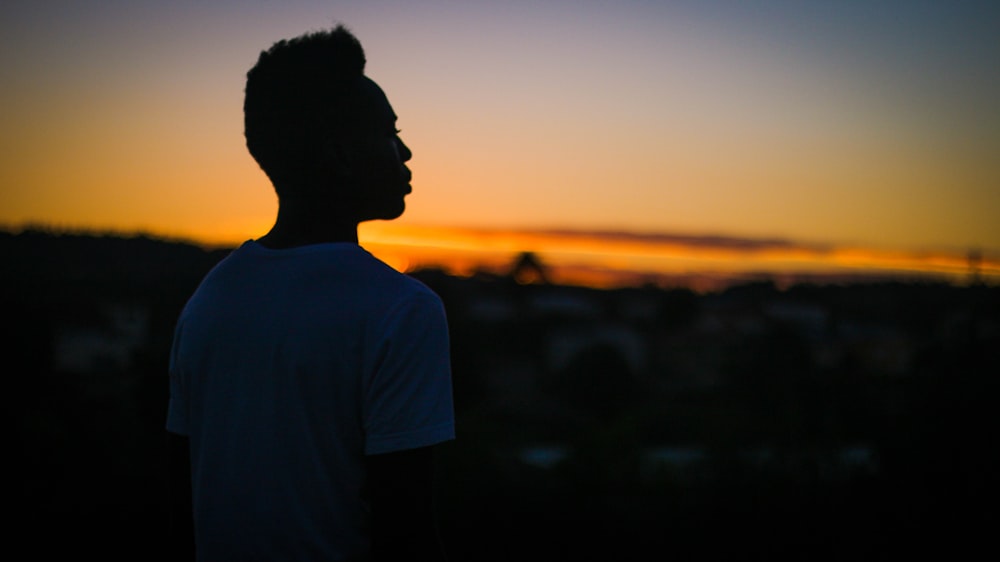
left=167, top=240, right=455, bottom=561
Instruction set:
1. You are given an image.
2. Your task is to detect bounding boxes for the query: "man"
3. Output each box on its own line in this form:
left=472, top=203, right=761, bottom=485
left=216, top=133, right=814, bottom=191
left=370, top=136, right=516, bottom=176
left=166, top=26, right=455, bottom=561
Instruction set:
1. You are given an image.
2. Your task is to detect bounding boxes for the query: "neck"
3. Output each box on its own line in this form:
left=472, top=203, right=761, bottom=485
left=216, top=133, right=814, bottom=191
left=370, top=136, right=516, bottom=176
left=256, top=201, right=359, bottom=249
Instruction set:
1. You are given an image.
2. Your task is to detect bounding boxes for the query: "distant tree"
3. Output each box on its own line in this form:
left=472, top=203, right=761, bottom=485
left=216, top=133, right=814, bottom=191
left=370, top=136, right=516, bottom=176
left=509, top=251, right=549, bottom=285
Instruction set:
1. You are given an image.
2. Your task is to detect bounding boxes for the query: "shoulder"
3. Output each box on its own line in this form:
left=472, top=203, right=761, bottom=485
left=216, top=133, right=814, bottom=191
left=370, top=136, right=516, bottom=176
left=378, top=276, right=447, bottom=332
left=350, top=248, right=444, bottom=307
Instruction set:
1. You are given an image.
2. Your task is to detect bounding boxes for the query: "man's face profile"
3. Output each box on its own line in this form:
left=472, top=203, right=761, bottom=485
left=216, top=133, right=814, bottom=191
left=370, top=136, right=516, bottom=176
left=332, top=77, right=412, bottom=222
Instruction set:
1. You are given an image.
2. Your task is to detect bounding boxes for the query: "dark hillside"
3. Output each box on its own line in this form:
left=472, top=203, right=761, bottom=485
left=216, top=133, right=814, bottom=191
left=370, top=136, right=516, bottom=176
left=4, top=229, right=230, bottom=558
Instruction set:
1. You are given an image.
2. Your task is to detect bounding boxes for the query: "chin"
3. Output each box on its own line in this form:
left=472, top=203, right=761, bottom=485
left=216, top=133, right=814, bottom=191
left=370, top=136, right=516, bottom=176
left=366, top=201, right=405, bottom=221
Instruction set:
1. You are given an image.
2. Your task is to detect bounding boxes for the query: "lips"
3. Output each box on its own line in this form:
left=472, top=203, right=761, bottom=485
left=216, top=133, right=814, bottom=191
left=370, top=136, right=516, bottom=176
left=402, top=167, right=412, bottom=193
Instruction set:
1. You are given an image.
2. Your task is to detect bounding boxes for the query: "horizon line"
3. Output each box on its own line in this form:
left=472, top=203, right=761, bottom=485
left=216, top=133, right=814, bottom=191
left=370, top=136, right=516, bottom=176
left=6, top=222, right=996, bottom=292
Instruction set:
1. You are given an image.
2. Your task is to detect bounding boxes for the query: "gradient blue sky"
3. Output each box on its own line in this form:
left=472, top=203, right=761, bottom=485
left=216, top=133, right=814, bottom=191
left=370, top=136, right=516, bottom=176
left=2, top=1, right=998, bottom=261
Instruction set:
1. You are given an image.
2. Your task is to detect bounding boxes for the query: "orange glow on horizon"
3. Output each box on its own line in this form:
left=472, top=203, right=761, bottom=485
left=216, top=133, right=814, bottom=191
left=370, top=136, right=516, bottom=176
left=356, top=223, right=998, bottom=289
left=6, top=219, right=992, bottom=291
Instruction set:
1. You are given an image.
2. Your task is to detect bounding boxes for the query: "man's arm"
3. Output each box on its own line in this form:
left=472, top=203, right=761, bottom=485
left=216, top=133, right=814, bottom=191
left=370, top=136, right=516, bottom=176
left=166, top=432, right=194, bottom=561
left=365, top=446, right=447, bottom=562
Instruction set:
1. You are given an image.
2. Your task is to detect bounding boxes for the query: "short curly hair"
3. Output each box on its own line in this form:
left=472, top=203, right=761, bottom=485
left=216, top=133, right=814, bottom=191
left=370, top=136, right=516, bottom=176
left=244, top=25, right=367, bottom=195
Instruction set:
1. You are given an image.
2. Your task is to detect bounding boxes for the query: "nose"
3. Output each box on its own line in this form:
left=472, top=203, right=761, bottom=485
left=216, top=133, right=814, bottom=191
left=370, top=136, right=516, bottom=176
left=396, top=137, right=412, bottom=162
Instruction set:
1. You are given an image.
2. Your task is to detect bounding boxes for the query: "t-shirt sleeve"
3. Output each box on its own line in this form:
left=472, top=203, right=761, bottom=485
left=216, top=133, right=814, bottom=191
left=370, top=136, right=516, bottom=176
left=165, top=319, right=190, bottom=435
left=363, top=290, right=455, bottom=455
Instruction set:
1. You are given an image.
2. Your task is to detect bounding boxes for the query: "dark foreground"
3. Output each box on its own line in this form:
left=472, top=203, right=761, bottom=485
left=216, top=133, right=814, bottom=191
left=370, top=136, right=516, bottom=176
left=6, top=230, right=996, bottom=560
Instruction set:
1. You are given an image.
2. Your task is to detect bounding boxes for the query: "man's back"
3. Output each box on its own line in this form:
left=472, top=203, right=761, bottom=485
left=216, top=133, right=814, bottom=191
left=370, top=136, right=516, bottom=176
left=167, top=240, right=454, bottom=560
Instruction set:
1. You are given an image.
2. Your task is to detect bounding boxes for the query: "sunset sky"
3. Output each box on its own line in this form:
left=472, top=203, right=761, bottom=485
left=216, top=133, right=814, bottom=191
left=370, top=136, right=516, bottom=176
left=2, top=1, right=998, bottom=287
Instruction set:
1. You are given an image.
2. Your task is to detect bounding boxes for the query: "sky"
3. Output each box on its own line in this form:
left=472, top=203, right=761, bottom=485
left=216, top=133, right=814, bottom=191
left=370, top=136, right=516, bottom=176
left=2, top=0, right=998, bottom=286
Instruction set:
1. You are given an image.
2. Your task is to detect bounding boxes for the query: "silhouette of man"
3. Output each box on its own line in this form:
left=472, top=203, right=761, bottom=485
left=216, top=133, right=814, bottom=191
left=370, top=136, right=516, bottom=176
left=166, top=25, right=455, bottom=561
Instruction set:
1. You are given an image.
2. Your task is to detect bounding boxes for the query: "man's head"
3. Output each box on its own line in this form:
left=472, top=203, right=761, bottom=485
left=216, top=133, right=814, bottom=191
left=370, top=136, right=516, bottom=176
left=244, top=26, right=411, bottom=221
